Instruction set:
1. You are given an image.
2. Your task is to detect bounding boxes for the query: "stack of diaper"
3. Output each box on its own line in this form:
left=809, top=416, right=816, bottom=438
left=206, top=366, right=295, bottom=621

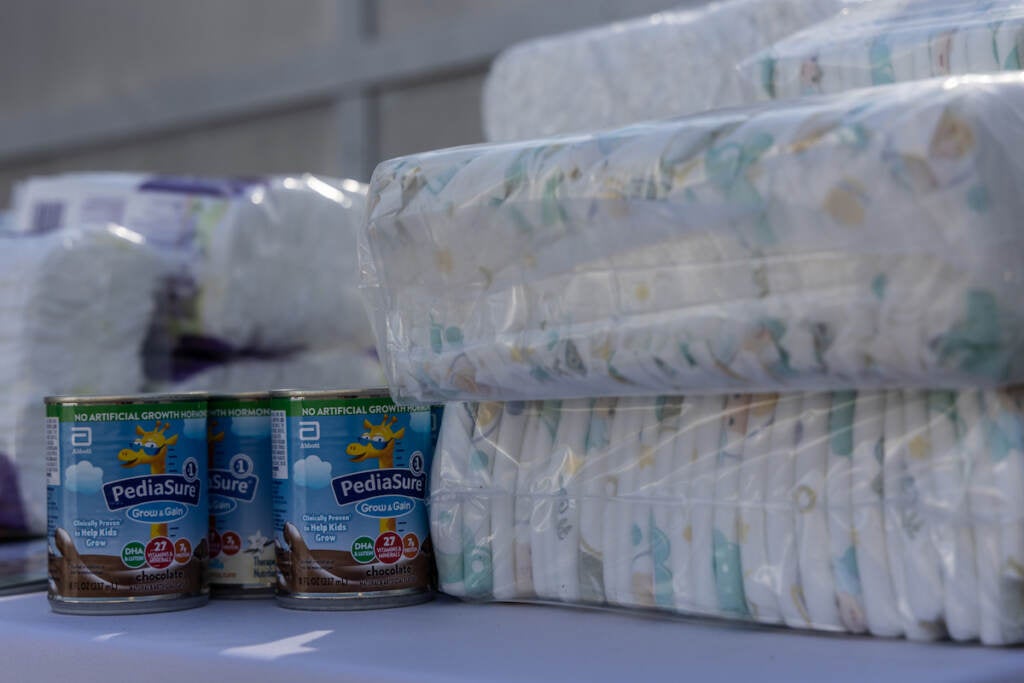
left=0, top=172, right=383, bottom=534
left=482, top=0, right=845, bottom=142
left=431, top=390, right=1024, bottom=644
left=362, top=75, right=1024, bottom=403
left=0, top=228, right=163, bottom=535
left=743, top=0, right=1024, bottom=100
left=362, top=71, right=1024, bottom=643
left=10, top=173, right=374, bottom=358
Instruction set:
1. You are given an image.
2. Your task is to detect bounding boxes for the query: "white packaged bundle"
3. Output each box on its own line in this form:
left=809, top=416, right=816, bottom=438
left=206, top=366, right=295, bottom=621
left=743, top=0, right=1024, bottom=100
left=362, top=75, right=1024, bottom=403
left=482, top=0, right=846, bottom=142
left=165, top=345, right=386, bottom=394
left=0, top=228, right=162, bottom=400
left=11, top=173, right=373, bottom=354
left=0, top=228, right=163, bottom=535
left=431, top=389, right=1024, bottom=645
left=0, top=401, right=56, bottom=538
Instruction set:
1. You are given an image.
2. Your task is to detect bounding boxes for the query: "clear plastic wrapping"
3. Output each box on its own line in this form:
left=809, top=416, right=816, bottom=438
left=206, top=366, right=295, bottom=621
left=430, top=389, right=1024, bottom=645
left=362, top=74, right=1024, bottom=403
left=0, top=228, right=164, bottom=536
left=11, top=173, right=373, bottom=357
left=743, top=0, right=1024, bottom=100
left=482, top=0, right=844, bottom=142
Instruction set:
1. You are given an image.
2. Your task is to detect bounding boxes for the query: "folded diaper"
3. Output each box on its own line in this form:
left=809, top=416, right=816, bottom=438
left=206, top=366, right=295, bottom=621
left=1, top=402, right=52, bottom=538
left=429, top=388, right=1024, bottom=644
left=744, top=0, right=1024, bottom=100
left=0, top=228, right=162, bottom=401
left=364, top=75, right=1024, bottom=403
left=482, top=0, right=844, bottom=142
left=0, top=228, right=163, bottom=536
left=433, top=402, right=476, bottom=596
left=11, top=173, right=372, bottom=356
left=160, top=345, right=386, bottom=394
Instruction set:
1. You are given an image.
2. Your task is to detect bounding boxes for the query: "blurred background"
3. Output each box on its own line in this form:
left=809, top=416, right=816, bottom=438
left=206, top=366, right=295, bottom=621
left=0, top=0, right=685, bottom=204
left=0, top=0, right=701, bottom=540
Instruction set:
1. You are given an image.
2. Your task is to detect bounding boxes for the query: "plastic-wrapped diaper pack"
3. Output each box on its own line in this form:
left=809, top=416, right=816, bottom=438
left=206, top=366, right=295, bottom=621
left=482, top=0, right=846, bottom=142
left=362, top=74, right=1024, bottom=403
left=10, top=173, right=373, bottom=356
left=163, top=345, right=386, bottom=394
left=0, top=173, right=374, bottom=535
left=431, top=389, right=1024, bottom=645
left=744, top=0, right=1024, bottom=100
left=0, top=228, right=163, bottom=536
left=0, top=401, right=54, bottom=538
left=0, top=228, right=163, bottom=402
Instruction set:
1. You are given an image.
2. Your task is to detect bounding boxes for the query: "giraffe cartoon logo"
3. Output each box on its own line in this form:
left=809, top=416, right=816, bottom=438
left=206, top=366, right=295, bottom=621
left=207, top=419, right=226, bottom=466
left=118, top=421, right=180, bottom=539
left=346, top=415, right=405, bottom=534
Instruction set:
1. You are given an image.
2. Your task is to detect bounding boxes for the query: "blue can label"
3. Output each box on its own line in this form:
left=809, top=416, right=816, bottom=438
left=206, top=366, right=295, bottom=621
left=207, top=397, right=275, bottom=588
left=271, top=395, right=440, bottom=595
left=46, top=399, right=208, bottom=600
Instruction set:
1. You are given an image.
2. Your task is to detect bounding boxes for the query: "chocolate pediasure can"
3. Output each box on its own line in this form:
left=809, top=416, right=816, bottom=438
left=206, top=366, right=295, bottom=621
left=207, top=393, right=276, bottom=598
left=270, top=389, right=441, bottom=610
left=46, top=394, right=209, bottom=614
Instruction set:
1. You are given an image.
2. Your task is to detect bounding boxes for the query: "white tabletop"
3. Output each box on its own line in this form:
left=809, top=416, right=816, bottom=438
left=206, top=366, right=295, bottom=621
left=1, top=591, right=1022, bottom=682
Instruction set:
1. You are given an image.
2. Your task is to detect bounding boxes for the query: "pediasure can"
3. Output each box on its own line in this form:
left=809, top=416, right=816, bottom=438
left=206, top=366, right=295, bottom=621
left=270, top=389, right=441, bottom=609
left=45, top=394, right=209, bottom=614
left=207, top=393, right=275, bottom=598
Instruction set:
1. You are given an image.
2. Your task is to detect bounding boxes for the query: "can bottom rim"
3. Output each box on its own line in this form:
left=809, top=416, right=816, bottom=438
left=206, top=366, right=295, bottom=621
left=49, top=592, right=209, bottom=615
left=276, top=588, right=433, bottom=611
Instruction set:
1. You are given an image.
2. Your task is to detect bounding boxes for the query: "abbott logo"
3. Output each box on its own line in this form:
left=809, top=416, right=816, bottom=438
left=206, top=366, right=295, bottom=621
left=298, top=421, right=320, bottom=442
left=71, top=427, right=92, bottom=448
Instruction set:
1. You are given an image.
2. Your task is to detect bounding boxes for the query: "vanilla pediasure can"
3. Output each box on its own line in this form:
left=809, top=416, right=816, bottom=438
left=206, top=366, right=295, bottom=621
left=271, top=389, right=441, bottom=609
left=207, top=393, right=275, bottom=598
left=46, top=394, right=209, bottom=614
